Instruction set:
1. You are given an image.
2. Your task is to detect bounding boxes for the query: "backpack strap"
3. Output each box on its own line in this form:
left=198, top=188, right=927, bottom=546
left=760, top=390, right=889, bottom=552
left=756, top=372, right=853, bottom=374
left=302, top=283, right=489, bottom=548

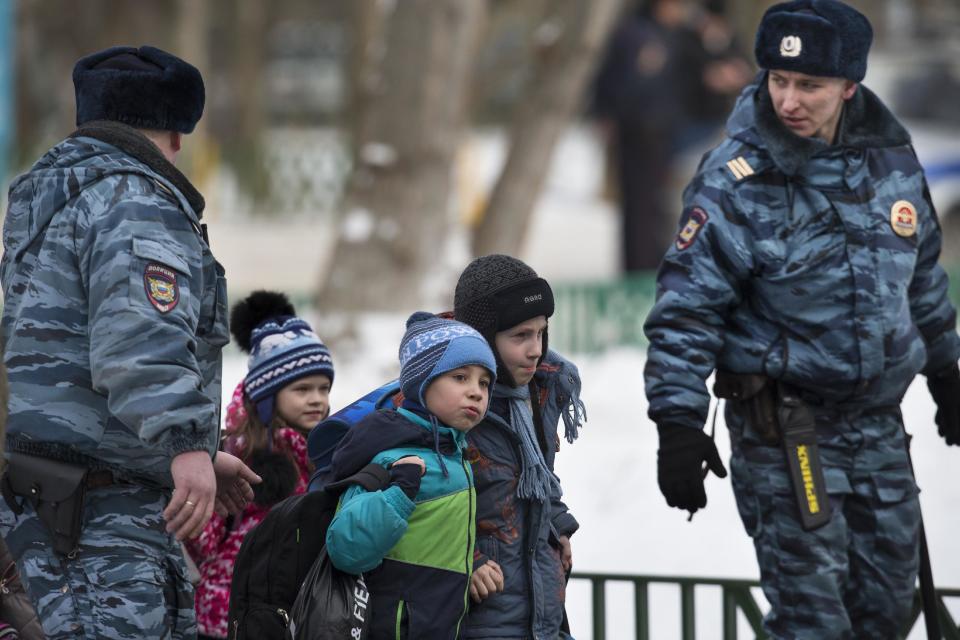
left=324, top=463, right=390, bottom=494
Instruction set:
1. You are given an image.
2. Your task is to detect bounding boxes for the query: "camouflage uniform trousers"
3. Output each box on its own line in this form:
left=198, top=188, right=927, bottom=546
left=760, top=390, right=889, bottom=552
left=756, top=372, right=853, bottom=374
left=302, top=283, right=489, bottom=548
left=0, top=483, right=195, bottom=639
left=728, top=404, right=920, bottom=640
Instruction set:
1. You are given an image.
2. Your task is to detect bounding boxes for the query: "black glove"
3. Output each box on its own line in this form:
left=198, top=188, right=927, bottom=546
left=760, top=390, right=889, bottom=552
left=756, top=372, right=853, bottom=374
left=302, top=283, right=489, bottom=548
left=927, top=365, right=960, bottom=446
left=389, top=463, right=422, bottom=500
left=657, top=424, right=727, bottom=513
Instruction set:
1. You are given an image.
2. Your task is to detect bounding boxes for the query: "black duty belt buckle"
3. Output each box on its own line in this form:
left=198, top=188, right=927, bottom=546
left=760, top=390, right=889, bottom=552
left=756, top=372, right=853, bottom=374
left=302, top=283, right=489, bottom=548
left=778, top=392, right=832, bottom=531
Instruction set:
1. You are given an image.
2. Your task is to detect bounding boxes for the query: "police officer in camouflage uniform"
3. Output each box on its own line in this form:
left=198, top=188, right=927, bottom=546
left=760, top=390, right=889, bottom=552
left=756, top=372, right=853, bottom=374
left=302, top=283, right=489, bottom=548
left=0, top=46, right=259, bottom=639
left=644, top=2, right=960, bottom=637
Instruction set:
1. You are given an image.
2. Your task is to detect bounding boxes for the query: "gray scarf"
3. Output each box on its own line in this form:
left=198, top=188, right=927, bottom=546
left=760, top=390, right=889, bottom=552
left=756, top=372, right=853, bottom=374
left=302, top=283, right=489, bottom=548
left=494, top=382, right=562, bottom=503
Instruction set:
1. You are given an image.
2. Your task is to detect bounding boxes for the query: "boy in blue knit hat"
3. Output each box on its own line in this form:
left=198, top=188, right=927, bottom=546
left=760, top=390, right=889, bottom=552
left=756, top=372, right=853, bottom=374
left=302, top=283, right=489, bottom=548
left=325, top=312, right=496, bottom=639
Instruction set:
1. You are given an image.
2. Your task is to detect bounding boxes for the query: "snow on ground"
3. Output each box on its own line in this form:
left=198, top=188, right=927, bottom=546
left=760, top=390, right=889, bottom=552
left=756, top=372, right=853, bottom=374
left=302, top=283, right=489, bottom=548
left=223, top=328, right=960, bottom=639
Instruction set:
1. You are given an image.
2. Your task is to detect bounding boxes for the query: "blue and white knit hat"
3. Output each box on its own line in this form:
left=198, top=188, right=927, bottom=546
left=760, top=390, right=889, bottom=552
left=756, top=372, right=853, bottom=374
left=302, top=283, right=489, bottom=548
left=399, top=312, right=497, bottom=406
left=231, top=291, right=335, bottom=425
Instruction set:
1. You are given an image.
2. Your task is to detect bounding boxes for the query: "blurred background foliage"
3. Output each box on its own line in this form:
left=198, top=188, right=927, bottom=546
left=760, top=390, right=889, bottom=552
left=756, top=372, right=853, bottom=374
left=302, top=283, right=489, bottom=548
left=2, top=0, right=960, bottom=323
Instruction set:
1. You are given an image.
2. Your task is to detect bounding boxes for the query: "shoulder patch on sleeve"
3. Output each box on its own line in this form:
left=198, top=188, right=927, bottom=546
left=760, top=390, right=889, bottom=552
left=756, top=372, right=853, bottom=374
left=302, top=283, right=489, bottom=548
left=725, top=156, right=755, bottom=181
left=676, top=207, right=709, bottom=250
left=144, top=263, right=180, bottom=313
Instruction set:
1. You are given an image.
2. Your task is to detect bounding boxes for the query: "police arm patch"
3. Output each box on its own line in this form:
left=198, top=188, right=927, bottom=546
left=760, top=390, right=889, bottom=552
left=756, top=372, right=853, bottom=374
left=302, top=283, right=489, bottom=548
left=676, top=207, right=709, bottom=250
left=890, top=200, right=917, bottom=237
left=144, top=263, right=180, bottom=313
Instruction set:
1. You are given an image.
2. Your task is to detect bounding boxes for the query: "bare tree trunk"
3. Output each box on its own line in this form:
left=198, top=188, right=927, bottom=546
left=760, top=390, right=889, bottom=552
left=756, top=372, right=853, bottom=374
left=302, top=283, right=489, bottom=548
left=472, top=0, right=622, bottom=258
left=176, top=0, right=214, bottom=199
left=345, top=0, right=386, bottom=170
left=317, top=0, right=486, bottom=312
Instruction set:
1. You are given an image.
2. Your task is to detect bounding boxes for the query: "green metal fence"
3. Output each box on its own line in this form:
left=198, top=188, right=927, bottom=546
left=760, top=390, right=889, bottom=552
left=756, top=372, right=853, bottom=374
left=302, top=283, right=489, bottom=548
left=551, top=268, right=960, bottom=355
left=570, top=571, right=960, bottom=640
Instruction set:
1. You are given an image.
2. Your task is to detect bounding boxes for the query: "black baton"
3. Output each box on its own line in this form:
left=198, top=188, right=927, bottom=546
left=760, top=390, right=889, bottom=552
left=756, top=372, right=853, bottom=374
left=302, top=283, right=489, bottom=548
left=904, top=431, right=941, bottom=640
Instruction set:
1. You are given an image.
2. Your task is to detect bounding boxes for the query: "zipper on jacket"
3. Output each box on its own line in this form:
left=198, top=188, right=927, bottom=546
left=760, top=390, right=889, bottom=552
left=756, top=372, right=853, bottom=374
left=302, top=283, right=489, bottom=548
left=395, top=599, right=405, bottom=639
left=481, top=411, right=541, bottom=636
left=455, top=457, right=475, bottom=637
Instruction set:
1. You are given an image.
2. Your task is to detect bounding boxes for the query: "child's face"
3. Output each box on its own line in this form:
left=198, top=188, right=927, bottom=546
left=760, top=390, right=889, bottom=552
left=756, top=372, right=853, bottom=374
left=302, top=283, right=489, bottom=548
left=494, top=315, right=547, bottom=387
left=275, top=374, right=332, bottom=432
left=423, top=365, right=492, bottom=432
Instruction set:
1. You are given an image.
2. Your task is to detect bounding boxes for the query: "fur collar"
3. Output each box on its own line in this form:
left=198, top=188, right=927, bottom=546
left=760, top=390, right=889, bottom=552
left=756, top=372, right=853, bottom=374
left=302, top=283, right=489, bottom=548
left=741, top=75, right=912, bottom=176
left=69, top=120, right=205, bottom=215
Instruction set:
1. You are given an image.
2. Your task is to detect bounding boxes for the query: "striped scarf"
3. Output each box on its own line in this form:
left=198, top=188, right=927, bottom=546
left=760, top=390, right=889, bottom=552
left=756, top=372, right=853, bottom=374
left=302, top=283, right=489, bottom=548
left=493, top=382, right=562, bottom=503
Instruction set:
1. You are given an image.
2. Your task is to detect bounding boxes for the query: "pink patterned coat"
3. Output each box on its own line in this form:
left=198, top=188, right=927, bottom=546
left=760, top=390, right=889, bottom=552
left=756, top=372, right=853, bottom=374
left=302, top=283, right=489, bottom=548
left=186, top=382, right=312, bottom=639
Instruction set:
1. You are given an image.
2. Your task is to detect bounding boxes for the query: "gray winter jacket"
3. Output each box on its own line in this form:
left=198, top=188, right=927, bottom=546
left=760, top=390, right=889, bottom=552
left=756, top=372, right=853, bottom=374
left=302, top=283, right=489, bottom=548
left=1, top=122, right=228, bottom=487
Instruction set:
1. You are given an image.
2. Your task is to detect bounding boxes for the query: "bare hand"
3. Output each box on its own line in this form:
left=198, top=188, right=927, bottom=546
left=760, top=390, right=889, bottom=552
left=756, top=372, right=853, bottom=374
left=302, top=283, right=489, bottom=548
left=391, top=456, right=426, bottom=476
left=212, top=451, right=262, bottom=516
left=558, top=535, right=573, bottom=572
left=469, top=559, right=505, bottom=603
left=165, top=450, right=216, bottom=541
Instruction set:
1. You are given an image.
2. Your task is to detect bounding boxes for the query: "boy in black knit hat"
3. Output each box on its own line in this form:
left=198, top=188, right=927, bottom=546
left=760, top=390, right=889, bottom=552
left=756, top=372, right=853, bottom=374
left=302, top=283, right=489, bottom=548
left=454, top=254, right=586, bottom=639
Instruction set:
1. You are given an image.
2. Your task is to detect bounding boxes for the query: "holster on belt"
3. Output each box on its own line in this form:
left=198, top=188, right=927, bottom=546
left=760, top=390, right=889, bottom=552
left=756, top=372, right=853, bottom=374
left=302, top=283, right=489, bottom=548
left=713, top=371, right=779, bottom=445
left=1, top=453, right=88, bottom=556
left=714, top=371, right=832, bottom=531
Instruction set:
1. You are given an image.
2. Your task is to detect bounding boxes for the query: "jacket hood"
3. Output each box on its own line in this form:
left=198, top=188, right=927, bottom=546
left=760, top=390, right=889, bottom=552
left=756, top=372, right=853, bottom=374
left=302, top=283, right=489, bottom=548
left=727, top=72, right=912, bottom=176
left=327, top=408, right=462, bottom=483
left=4, top=121, right=202, bottom=266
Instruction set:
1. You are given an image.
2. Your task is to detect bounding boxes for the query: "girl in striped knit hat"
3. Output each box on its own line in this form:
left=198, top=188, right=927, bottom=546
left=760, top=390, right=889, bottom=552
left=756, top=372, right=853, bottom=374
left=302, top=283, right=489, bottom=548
left=188, top=291, right=335, bottom=640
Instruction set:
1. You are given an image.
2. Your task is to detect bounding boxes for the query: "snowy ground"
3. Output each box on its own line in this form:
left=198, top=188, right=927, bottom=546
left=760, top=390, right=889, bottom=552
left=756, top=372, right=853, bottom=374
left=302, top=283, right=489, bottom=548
left=222, top=326, right=960, bottom=639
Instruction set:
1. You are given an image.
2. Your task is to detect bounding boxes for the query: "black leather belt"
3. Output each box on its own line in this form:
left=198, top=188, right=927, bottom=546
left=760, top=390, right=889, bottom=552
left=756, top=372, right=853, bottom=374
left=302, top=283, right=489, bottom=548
left=85, top=470, right=130, bottom=489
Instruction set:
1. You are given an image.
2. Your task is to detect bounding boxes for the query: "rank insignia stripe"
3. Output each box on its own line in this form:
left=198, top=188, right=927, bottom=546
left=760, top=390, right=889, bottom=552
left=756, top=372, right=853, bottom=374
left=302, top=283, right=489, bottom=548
left=890, top=200, right=917, bottom=238
left=725, top=156, right=754, bottom=180
left=144, top=263, right=180, bottom=313
left=676, top=207, right=709, bottom=251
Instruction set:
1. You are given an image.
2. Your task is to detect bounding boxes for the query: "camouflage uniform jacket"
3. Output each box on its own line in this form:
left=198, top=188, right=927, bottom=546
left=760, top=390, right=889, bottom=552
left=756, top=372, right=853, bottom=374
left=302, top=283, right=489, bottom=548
left=1, top=121, right=228, bottom=487
left=645, top=78, right=960, bottom=429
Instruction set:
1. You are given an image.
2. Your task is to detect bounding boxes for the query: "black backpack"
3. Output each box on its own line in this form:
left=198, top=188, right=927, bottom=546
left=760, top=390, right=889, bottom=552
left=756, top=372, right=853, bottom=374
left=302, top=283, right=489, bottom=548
left=227, top=463, right=390, bottom=640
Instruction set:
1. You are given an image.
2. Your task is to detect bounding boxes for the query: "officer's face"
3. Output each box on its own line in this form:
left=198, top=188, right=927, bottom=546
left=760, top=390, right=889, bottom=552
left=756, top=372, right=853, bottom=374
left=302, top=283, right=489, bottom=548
left=494, top=316, right=547, bottom=387
left=768, top=70, right=857, bottom=143
left=275, top=374, right=332, bottom=432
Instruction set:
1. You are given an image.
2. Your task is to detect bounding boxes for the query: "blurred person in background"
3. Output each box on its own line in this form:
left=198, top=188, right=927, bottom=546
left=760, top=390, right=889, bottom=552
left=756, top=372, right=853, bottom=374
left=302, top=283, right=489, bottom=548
left=592, top=0, right=691, bottom=272
left=0, top=45, right=258, bottom=639
left=644, top=1, right=960, bottom=637
left=592, top=0, right=749, bottom=273
left=671, top=0, right=753, bottom=153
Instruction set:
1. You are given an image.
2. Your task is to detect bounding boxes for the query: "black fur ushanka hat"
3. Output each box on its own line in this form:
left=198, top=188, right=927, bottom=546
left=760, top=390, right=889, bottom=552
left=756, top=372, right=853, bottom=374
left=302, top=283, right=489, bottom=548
left=754, top=0, right=872, bottom=82
left=73, top=45, right=205, bottom=133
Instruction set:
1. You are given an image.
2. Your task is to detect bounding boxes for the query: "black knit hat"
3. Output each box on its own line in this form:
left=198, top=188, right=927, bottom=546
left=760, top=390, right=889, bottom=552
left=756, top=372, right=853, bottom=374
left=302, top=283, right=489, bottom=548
left=73, top=45, right=205, bottom=133
left=454, top=254, right=554, bottom=337
left=754, top=0, right=872, bottom=82
left=454, top=255, right=554, bottom=388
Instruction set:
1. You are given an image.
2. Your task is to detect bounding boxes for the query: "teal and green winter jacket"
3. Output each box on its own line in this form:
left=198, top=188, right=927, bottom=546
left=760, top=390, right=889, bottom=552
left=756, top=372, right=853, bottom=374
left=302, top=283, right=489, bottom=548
left=325, top=406, right=476, bottom=639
